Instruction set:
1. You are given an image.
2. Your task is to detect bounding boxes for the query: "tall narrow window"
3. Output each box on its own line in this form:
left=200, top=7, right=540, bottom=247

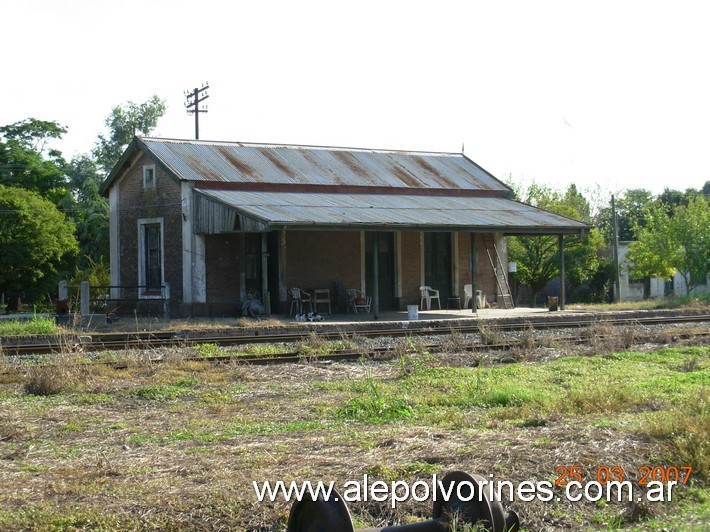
left=138, top=218, right=164, bottom=297
left=143, top=165, right=156, bottom=189
left=144, top=224, right=162, bottom=290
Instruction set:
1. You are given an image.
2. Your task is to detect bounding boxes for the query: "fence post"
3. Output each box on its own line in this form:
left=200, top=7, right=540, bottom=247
left=163, top=283, right=170, bottom=320
left=80, top=281, right=90, bottom=317
left=58, top=280, right=68, bottom=301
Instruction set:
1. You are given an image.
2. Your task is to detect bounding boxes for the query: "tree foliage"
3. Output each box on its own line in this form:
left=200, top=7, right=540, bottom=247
left=0, top=119, right=70, bottom=205
left=65, top=154, right=109, bottom=266
left=628, top=195, right=710, bottom=294
left=0, top=185, right=78, bottom=307
left=508, top=183, right=602, bottom=305
left=594, top=188, right=655, bottom=243
left=93, top=95, right=166, bottom=173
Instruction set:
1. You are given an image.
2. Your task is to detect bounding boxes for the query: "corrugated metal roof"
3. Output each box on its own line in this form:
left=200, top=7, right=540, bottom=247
left=196, top=189, right=589, bottom=234
left=140, top=138, right=509, bottom=191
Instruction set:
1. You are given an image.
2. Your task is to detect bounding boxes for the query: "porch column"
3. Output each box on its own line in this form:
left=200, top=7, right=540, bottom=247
left=452, top=232, right=459, bottom=296
left=419, top=232, right=425, bottom=287
left=372, top=232, right=379, bottom=319
left=360, top=231, right=366, bottom=292
left=559, top=234, right=565, bottom=310
left=108, top=183, right=121, bottom=300
left=261, top=232, right=270, bottom=314
left=279, top=229, right=287, bottom=311
left=470, top=232, right=477, bottom=314
left=395, top=231, right=402, bottom=302
left=181, top=183, right=206, bottom=304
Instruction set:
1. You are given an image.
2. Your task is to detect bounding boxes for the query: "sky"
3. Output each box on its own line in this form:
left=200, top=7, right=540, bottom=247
left=3, top=0, right=710, bottom=203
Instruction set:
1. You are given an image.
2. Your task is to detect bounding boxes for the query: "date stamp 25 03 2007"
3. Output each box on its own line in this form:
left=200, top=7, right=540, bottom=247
left=554, top=465, right=693, bottom=486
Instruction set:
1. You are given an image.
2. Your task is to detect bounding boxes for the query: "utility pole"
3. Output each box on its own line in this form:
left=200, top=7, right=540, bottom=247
left=185, top=82, right=209, bottom=139
left=611, top=194, right=621, bottom=302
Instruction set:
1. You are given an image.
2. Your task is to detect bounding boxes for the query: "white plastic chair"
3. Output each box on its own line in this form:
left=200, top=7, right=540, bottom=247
left=477, top=290, right=486, bottom=309
left=464, top=284, right=486, bottom=309
left=346, top=289, right=371, bottom=314
left=289, top=287, right=313, bottom=315
left=419, top=286, right=441, bottom=310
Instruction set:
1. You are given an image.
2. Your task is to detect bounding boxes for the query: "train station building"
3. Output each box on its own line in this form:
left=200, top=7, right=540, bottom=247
left=100, top=137, right=589, bottom=318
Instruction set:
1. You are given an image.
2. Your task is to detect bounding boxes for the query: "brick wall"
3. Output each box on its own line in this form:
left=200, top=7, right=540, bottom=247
left=205, top=233, right=243, bottom=303
left=285, top=231, right=361, bottom=292
left=117, top=153, right=183, bottom=302
left=455, top=232, right=499, bottom=308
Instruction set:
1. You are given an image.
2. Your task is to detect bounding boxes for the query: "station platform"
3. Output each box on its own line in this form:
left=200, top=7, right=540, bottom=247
left=289, top=306, right=558, bottom=324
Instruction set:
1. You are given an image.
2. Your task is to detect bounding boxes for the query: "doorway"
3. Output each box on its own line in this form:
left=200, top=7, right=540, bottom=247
left=424, top=232, right=452, bottom=303
left=365, top=232, right=396, bottom=310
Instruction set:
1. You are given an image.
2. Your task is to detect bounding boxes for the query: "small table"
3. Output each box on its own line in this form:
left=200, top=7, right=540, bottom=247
left=447, top=297, right=461, bottom=310
left=313, top=288, right=331, bottom=314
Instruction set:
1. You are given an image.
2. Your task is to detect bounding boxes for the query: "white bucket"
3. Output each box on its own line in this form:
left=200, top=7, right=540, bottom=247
left=407, top=305, right=419, bottom=320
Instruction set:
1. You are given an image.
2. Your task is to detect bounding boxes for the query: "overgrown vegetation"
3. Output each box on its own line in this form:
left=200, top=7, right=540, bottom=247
left=0, top=317, right=59, bottom=336
left=0, top=335, right=707, bottom=530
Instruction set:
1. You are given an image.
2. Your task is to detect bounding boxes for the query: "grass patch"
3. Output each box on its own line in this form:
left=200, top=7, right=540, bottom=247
left=72, top=392, right=114, bottom=405
left=568, top=293, right=710, bottom=311
left=223, top=419, right=329, bottom=436
left=298, top=332, right=355, bottom=358
left=338, top=370, right=414, bottom=423
left=231, top=343, right=286, bottom=357
left=0, top=316, right=59, bottom=336
left=645, top=386, right=709, bottom=480
left=129, top=380, right=198, bottom=401
left=367, top=461, right=441, bottom=480
left=0, top=505, right=131, bottom=529
left=376, top=347, right=709, bottom=426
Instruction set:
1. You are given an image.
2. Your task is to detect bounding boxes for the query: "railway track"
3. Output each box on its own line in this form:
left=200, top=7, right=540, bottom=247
left=2, top=313, right=709, bottom=359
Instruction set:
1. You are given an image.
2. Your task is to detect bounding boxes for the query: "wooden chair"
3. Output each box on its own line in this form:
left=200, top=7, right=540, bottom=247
left=289, top=287, right=312, bottom=315
left=419, top=286, right=441, bottom=310
left=346, top=289, right=371, bottom=314
left=313, top=288, right=331, bottom=315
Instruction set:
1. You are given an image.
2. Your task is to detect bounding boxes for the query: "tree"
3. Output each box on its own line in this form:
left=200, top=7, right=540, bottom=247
left=0, top=118, right=67, bottom=153
left=507, top=183, right=602, bottom=305
left=65, top=154, right=109, bottom=266
left=0, top=119, right=70, bottom=205
left=0, top=185, right=79, bottom=310
left=594, top=189, right=655, bottom=243
left=93, top=95, right=166, bottom=173
left=628, top=195, right=710, bottom=294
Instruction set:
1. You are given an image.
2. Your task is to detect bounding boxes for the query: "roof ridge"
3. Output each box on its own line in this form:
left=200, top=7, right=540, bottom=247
left=139, top=136, right=462, bottom=157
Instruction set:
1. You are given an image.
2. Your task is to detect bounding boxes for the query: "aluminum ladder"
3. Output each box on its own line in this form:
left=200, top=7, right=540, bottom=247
left=482, top=234, right=515, bottom=309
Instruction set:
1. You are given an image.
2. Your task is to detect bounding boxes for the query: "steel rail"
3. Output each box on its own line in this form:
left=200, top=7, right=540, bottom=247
left=2, top=313, right=709, bottom=358
left=11, top=328, right=709, bottom=371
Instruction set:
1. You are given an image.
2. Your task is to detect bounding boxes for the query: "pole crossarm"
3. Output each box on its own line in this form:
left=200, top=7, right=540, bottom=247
left=184, top=83, right=209, bottom=139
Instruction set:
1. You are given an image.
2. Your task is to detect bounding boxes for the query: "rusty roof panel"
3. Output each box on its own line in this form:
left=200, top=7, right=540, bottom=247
left=141, top=138, right=510, bottom=191
left=195, top=190, right=589, bottom=233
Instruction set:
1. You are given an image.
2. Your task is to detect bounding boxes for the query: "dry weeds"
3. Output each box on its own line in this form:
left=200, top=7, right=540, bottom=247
left=0, top=326, right=707, bottom=530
